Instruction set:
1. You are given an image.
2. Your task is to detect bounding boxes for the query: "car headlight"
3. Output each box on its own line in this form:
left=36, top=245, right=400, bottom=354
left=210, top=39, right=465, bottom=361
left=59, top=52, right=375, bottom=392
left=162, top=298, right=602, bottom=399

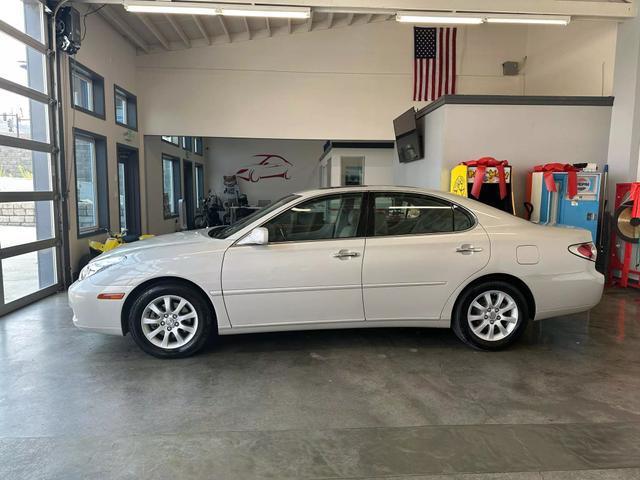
left=79, top=256, right=126, bottom=281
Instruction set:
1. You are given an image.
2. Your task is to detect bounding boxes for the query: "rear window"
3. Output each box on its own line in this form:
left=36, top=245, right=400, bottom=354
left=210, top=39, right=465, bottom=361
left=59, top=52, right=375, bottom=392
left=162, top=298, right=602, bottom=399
left=373, top=193, right=474, bottom=236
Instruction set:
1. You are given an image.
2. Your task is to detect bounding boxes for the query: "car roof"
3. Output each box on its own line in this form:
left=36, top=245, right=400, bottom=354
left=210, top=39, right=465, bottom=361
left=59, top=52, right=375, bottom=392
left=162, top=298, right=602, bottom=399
left=295, top=185, right=461, bottom=200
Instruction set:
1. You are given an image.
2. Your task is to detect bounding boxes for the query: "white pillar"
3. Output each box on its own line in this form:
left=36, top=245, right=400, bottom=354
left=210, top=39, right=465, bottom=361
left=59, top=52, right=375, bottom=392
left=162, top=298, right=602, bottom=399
left=607, top=14, right=640, bottom=204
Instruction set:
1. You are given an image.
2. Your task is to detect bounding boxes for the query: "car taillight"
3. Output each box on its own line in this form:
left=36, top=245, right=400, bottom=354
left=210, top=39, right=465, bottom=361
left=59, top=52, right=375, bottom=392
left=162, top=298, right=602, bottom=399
left=568, top=242, right=597, bottom=261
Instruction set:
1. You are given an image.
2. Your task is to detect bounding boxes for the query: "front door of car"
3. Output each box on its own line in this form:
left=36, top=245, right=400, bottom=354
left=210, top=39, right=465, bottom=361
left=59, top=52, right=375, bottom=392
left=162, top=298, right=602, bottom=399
left=222, top=193, right=366, bottom=327
left=362, top=192, right=490, bottom=321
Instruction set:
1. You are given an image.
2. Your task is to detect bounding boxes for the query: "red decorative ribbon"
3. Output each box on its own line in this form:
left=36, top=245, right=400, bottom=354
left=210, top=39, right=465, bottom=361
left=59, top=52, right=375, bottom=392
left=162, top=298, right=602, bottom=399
left=463, top=157, right=509, bottom=200
left=533, top=163, right=580, bottom=199
left=630, top=182, right=640, bottom=219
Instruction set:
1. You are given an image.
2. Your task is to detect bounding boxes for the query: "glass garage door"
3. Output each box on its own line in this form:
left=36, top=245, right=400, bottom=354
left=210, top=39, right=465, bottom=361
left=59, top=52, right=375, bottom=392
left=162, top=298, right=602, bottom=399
left=0, top=0, right=61, bottom=315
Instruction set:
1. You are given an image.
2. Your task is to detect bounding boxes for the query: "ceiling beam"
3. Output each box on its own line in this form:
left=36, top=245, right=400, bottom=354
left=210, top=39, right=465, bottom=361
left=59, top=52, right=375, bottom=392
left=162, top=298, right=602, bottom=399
left=99, top=7, right=149, bottom=53
left=138, top=14, right=169, bottom=50
left=287, top=18, right=292, bottom=34
left=364, top=13, right=373, bottom=23
left=327, top=12, right=334, bottom=28
left=347, top=13, right=355, bottom=25
left=218, top=16, right=231, bottom=43
left=265, top=17, right=272, bottom=37
left=243, top=17, right=251, bottom=40
left=192, top=15, right=211, bottom=45
left=165, top=14, right=191, bottom=48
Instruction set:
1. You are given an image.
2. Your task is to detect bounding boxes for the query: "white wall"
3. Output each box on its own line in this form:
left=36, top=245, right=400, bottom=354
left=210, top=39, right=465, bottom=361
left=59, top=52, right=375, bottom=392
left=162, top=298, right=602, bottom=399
left=394, top=103, right=613, bottom=216
left=61, top=5, right=144, bottom=275
left=524, top=20, right=618, bottom=96
left=322, top=147, right=396, bottom=186
left=136, top=19, right=618, bottom=142
left=204, top=138, right=325, bottom=204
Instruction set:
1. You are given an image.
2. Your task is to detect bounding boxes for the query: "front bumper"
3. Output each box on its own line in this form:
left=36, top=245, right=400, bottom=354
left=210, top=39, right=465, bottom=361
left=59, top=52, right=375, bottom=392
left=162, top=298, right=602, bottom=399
left=68, top=279, right=134, bottom=336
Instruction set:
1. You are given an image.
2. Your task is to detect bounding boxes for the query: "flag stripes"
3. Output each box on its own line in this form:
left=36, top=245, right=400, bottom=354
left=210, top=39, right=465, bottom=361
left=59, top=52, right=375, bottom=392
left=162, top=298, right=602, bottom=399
left=413, top=27, right=457, bottom=102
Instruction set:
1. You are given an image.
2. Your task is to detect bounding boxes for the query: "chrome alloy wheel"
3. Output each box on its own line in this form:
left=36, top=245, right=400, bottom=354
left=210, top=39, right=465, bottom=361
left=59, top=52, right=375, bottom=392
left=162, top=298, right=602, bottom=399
left=467, top=290, right=519, bottom=342
left=141, top=295, right=199, bottom=350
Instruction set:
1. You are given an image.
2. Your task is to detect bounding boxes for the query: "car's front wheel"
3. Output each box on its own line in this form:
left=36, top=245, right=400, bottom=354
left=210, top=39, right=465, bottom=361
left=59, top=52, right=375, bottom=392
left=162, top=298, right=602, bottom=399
left=128, top=282, right=214, bottom=358
left=452, top=281, right=529, bottom=350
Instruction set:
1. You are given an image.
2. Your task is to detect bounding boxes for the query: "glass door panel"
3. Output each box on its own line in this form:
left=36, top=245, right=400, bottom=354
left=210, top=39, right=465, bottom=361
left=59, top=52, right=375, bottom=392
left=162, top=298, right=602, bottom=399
left=2, top=247, right=56, bottom=304
left=1, top=0, right=60, bottom=316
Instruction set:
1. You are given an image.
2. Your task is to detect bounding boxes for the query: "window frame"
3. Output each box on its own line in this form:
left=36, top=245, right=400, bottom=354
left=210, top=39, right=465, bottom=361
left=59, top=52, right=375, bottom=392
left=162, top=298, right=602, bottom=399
left=113, top=84, right=138, bottom=131
left=366, top=191, right=477, bottom=238
left=161, top=136, right=180, bottom=146
left=162, top=154, right=181, bottom=219
left=181, top=136, right=193, bottom=152
left=72, top=128, right=110, bottom=238
left=69, top=59, right=105, bottom=120
left=193, top=137, right=204, bottom=156
left=258, top=192, right=368, bottom=244
left=194, top=163, right=205, bottom=208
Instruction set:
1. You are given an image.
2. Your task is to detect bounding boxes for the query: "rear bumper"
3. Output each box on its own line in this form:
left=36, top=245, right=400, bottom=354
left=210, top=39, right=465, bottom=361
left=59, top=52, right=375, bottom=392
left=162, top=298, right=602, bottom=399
left=530, top=268, right=604, bottom=320
left=68, top=279, right=132, bottom=336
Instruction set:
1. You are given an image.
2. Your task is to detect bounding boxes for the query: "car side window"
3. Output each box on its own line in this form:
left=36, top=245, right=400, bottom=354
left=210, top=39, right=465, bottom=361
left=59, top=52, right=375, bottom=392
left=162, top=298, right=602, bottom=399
left=264, top=194, right=363, bottom=243
left=373, top=193, right=472, bottom=236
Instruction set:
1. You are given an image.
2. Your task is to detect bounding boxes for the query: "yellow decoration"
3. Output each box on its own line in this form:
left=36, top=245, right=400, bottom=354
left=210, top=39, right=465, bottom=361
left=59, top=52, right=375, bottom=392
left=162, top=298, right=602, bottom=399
left=450, top=164, right=468, bottom=197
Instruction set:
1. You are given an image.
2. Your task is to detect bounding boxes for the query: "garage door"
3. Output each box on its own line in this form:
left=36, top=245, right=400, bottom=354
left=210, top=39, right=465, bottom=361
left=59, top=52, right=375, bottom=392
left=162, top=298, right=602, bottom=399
left=0, top=0, right=62, bottom=315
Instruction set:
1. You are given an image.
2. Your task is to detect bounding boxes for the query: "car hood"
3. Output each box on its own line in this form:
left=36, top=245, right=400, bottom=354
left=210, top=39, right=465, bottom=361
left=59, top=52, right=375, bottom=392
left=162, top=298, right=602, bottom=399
left=94, top=230, right=223, bottom=262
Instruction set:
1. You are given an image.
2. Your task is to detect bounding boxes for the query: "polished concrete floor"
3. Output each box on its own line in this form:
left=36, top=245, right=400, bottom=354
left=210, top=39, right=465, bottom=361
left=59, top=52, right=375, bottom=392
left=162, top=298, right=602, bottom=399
left=1, top=289, right=640, bottom=480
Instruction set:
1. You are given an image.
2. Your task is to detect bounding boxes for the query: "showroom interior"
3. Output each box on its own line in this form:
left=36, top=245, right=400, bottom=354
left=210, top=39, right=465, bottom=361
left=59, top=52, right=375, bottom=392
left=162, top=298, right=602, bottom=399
left=2, top=0, right=640, bottom=478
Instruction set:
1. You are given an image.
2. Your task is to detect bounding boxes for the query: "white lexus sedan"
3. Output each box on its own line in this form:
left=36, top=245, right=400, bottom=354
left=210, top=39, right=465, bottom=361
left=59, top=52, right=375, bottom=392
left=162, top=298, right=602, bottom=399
left=69, top=186, right=604, bottom=358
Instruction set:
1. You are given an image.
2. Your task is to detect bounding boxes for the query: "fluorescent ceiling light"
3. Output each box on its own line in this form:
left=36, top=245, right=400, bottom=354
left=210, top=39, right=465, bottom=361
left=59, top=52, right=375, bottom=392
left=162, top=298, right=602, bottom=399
left=220, top=6, right=310, bottom=19
left=124, top=1, right=220, bottom=15
left=486, top=15, right=570, bottom=25
left=396, top=12, right=484, bottom=25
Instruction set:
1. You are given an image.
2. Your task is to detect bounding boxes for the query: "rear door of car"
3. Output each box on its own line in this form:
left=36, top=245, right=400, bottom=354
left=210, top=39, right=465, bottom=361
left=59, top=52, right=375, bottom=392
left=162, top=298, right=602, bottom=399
left=362, top=192, right=490, bottom=321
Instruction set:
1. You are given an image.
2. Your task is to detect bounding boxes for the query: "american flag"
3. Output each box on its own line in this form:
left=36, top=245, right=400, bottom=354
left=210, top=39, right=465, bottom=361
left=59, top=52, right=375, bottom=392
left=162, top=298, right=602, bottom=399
left=413, top=27, right=457, bottom=102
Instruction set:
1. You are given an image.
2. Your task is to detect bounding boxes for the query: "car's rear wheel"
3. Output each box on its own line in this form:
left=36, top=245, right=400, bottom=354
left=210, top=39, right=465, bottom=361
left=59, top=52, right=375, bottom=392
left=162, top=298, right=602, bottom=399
left=452, top=281, right=529, bottom=350
left=128, top=283, right=213, bottom=358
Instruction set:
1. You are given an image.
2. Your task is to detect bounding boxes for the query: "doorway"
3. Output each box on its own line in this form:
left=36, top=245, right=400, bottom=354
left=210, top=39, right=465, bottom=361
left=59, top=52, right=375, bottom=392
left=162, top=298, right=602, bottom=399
left=183, top=160, right=195, bottom=229
left=116, top=144, right=141, bottom=236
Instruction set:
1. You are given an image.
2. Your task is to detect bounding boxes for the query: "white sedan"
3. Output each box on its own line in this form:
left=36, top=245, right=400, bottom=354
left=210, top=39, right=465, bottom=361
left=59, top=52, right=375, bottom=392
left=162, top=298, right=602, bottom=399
left=69, top=186, right=604, bottom=358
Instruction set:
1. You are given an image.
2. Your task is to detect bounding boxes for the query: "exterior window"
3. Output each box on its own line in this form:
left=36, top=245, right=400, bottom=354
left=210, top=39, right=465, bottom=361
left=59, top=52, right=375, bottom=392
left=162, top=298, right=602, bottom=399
left=194, top=137, right=203, bottom=155
left=373, top=193, right=472, bottom=236
left=70, top=60, right=105, bottom=118
left=181, top=136, right=193, bottom=152
left=264, top=194, right=362, bottom=243
left=341, top=156, right=363, bottom=186
left=161, top=136, right=179, bottom=146
left=195, top=164, right=205, bottom=208
left=162, top=155, right=181, bottom=218
left=114, top=85, right=137, bottom=130
left=74, top=131, right=108, bottom=234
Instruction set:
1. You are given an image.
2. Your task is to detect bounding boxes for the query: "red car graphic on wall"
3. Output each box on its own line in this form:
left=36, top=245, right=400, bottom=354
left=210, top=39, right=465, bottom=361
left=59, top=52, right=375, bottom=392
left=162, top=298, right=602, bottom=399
left=236, top=154, right=292, bottom=183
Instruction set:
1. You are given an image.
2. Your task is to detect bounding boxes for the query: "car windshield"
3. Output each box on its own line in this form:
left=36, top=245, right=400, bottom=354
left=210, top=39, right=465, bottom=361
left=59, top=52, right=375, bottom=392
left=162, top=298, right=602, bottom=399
left=208, top=194, right=300, bottom=239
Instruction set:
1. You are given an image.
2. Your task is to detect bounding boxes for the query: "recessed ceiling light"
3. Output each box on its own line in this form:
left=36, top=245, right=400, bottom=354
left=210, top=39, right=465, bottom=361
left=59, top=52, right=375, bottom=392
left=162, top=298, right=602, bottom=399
left=486, top=15, right=570, bottom=25
left=220, top=6, right=311, bottom=19
left=124, top=1, right=220, bottom=15
left=396, top=12, right=484, bottom=25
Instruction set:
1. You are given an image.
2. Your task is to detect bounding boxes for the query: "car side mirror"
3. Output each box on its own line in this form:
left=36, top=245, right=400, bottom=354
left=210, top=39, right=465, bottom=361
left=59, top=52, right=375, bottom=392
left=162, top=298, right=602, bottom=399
left=237, top=227, right=269, bottom=246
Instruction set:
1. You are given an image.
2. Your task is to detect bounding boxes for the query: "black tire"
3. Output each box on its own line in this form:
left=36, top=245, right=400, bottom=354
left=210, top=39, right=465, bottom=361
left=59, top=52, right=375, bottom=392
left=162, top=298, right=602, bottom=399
left=452, top=280, right=529, bottom=351
left=128, top=282, right=214, bottom=359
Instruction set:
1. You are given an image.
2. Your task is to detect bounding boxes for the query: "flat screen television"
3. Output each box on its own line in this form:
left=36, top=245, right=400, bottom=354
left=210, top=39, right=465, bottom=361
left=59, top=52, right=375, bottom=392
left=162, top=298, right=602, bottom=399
left=393, top=108, right=423, bottom=163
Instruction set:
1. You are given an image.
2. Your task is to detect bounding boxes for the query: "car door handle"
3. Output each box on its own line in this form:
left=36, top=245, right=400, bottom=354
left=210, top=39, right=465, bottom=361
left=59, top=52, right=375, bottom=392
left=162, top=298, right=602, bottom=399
left=333, top=249, right=360, bottom=259
left=456, top=244, right=483, bottom=255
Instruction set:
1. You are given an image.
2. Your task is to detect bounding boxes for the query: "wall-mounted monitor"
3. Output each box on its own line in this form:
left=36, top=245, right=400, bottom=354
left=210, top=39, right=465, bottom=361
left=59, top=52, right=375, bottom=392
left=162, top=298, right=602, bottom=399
left=393, top=108, right=423, bottom=163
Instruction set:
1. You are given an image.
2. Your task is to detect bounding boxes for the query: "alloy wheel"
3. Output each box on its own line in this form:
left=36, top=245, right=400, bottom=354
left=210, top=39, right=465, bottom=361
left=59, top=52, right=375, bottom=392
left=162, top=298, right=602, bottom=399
left=467, top=290, right=519, bottom=342
left=140, top=295, right=199, bottom=350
